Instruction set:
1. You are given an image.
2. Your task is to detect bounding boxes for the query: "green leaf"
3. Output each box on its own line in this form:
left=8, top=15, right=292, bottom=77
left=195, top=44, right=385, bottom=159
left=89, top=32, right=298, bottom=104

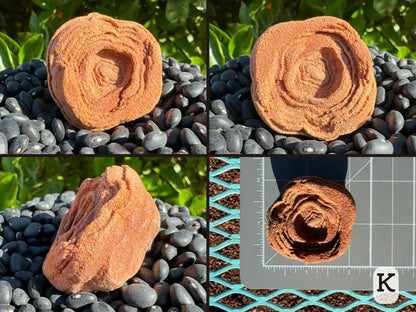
left=188, top=195, right=206, bottom=218
left=178, top=189, right=193, bottom=206
left=122, top=157, right=143, bottom=174
left=209, top=24, right=231, bottom=61
left=0, top=38, right=14, bottom=71
left=0, top=173, right=18, bottom=210
left=228, top=25, right=254, bottom=58
left=378, top=23, right=405, bottom=50
left=29, top=11, right=41, bottom=33
left=190, top=56, right=204, bottom=68
left=18, top=33, right=44, bottom=64
left=1, top=158, right=15, bottom=174
left=247, top=0, right=265, bottom=17
left=305, top=0, right=326, bottom=13
left=209, top=29, right=225, bottom=66
left=350, top=9, right=367, bottom=35
left=18, top=186, right=30, bottom=205
left=373, top=0, right=397, bottom=15
left=166, top=0, right=190, bottom=26
left=397, top=46, right=411, bottom=58
left=158, top=166, right=186, bottom=192
left=209, top=24, right=231, bottom=46
left=254, top=8, right=273, bottom=33
left=0, top=32, right=20, bottom=63
left=270, top=0, right=283, bottom=15
left=44, top=177, right=64, bottom=194
left=239, top=2, right=251, bottom=25
left=173, top=35, right=195, bottom=61
left=30, top=0, right=55, bottom=10
left=192, top=0, right=206, bottom=11
left=325, top=0, right=346, bottom=17
left=93, top=157, right=115, bottom=176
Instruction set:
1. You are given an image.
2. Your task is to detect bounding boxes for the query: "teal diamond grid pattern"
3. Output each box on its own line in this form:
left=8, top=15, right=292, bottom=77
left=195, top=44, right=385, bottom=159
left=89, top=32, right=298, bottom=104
left=209, top=157, right=416, bottom=311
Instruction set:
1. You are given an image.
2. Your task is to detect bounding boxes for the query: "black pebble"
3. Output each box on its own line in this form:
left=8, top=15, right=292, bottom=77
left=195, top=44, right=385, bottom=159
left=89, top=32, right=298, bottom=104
left=122, top=284, right=157, bottom=309
left=83, top=132, right=110, bottom=148
left=143, top=131, right=167, bottom=151
left=0, top=281, right=12, bottom=304
left=224, top=128, right=243, bottom=153
left=295, top=140, right=327, bottom=154
left=0, top=119, right=19, bottom=141
left=362, top=139, right=394, bottom=154
left=169, top=283, right=194, bottom=307
left=66, top=292, right=97, bottom=309
left=255, top=128, right=274, bottom=150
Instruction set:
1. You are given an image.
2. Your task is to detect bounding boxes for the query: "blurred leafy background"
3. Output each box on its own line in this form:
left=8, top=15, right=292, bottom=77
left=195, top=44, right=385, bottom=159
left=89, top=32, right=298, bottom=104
left=0, top=157, right=207, bottom=218
left=0, top=0, right=206, bottom=72
left=209, top=0, right=416, bottom=66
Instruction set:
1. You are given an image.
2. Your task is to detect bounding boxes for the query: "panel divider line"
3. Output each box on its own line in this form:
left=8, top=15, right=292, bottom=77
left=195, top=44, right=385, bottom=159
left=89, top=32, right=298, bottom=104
left=392, top=158, right=394, bottom=266
left=369, top=157, right=373, bottom=269
left=348, top=158, right=351, bottom=266
left=413, top=158, right=415, bottom=277
left=262, top=157, right=265, bottom=267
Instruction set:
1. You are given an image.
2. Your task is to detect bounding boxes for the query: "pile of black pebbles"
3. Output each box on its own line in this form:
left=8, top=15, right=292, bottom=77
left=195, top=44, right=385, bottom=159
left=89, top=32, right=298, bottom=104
left=0, top=55, right=207, bottom=154
left=209, top=47, right=416, bottom=154
left=0, top=192, right=207, bottom=311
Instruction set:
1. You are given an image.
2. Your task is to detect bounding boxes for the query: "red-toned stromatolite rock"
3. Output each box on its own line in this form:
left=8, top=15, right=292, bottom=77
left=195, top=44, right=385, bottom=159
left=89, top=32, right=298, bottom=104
left=47, top=13, right=162, bottom=131
left=266, top=176, right=356, bottom=263
left=43, top=165, right=160, bottom=293
left=250, top=16, right=376, bottom=141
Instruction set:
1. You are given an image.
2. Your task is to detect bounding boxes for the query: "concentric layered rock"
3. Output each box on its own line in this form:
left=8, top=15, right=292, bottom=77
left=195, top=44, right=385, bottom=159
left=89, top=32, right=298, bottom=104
left=266, top=176, right=356, bottom=263
left=250, top=16, right=376, bottom=141
left=47, top=13, right=162, bottom=131
left=43, top=165, right=160, bottom=293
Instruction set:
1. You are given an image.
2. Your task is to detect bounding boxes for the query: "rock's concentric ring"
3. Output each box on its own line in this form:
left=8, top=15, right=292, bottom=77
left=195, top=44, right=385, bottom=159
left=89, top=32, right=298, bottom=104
left=266, top=176, right=356, bottom=263
left=43, top=165, right=160, bottom=293
left=47, top=13, right=162, bottom=131
left=250, top=16, right=376, bottom=141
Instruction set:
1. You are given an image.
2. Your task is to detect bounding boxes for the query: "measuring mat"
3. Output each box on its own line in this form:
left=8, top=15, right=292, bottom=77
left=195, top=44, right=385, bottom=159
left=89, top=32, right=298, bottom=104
left=240, top=157, right=416, bottom=290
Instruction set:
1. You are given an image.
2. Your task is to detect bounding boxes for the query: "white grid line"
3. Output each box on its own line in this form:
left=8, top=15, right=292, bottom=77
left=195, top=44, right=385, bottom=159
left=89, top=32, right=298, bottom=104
left=369, top=157, right=373, bottom=267
left=356, top=223, right=413, bottom=226
left=348, top=160, right=351, bottom=267
left=263, top=265, right=416, bottom=269
left=264, top=179, right=413, bottom=183
left=249, top=157, right=416, bottom=290
left=349, top=158, right=372, bottom=182
left=260, top=157, right=415, bottom=270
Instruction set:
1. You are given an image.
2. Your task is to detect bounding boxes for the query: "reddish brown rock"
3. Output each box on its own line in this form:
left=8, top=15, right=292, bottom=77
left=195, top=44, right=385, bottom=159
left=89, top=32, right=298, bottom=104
left=266, top=176, right=356, bottom=263
left=250, top=16, right=376, bottom=141
left=43, top=165, right=160, bottom=293
left=47, top=13, right=162, bottom=131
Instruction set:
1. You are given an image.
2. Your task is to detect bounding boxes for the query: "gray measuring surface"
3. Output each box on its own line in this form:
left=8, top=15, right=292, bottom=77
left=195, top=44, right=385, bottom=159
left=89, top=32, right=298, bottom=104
left=241, top=157, right=416, bottom=290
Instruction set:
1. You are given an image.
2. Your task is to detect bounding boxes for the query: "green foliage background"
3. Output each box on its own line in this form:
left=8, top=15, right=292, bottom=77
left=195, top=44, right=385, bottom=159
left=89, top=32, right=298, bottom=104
left=209, top=0, right=416, bottom=66
left=0, top=157, right=207, bottom=218
left=0, top=0, right=206, bottom=72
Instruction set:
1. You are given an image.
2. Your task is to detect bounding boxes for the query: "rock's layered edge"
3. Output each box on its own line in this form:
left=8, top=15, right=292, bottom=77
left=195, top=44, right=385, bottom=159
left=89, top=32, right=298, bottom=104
left=43, top=165, right=160, bottom=293
left=266, top=176, right=356, bottom=263
left=47, top=13, right=162, bottom=131
left=250, top=16, right=376, bottom=141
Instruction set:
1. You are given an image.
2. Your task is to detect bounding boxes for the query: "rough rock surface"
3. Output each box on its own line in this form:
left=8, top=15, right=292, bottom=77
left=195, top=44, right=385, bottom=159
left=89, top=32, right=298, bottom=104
left=43, top=165, right=160, bottom=293
left=250, top=16, right=376, bottom=141
left=47, top=13, right=162, bottom=131
left=266, top=176, right=356, bottom=263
